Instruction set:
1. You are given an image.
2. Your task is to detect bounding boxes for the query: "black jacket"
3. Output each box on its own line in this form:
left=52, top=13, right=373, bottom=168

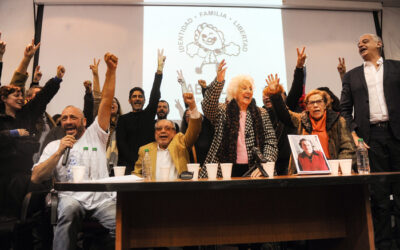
left=0, top=77, right=61, bottom=216
left=116, top=73, right=162, bottom=173
left=340, top=59, right=400, bottom=143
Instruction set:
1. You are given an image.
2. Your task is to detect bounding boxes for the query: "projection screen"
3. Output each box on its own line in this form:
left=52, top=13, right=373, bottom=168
left=38, top=2, right=376, bottom=120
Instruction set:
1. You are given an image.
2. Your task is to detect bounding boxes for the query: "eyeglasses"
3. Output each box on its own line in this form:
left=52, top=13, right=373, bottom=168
left=155, top=126, right=175, bottom=132
left=306, top=99, right=324, bottom=106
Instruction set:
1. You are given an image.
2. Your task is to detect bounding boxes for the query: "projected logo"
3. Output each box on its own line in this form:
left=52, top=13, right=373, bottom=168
left=178, top=11, right=248, bottom=74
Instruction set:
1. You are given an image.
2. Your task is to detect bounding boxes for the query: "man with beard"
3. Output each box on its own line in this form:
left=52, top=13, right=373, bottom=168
left=340, top=33, right=400, bottom=249
left=31, top=52, right=118, bottom=250
left=156, top=100, right=179, bottom=132
left=116, top=49, right=166, bottom=174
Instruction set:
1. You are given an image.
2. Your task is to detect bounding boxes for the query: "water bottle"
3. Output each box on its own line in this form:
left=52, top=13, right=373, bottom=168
left=142, top=149, right=152, bottom=180
left=91, top=147, right=98, bottom=180
left=82, top=147, right=90, bottom=179
left=356, top=138, right=370, bottom=174
left=67, top=151, right=79, bottom=182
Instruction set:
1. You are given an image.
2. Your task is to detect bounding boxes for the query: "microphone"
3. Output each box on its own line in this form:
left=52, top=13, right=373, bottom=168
left=252, top=147, right=267, bottom=163
left=62, top=147, right=71, bottom=166
left=61, top=135, right=75, bottom=166
left=242, top=147, right=269, bottom=177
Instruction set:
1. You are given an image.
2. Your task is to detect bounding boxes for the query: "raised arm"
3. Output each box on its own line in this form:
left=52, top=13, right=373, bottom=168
left=23, top=65, right=65, bottom=121
left=0, top=32, right=6, bottom=86
left=182, top=92, right=201, bottom=148
left=145, top=49, right=165, bottom=114
left=265, top=74, right=298, bottom=128
left=337, top=57, right=346, bottom=82
left=30, top=65, right=42, bottom=88
left=286, top=47, right=306, bottom=111
left=83, top=80, right=94, bottom=127
left=198, top=79, right=208, bottom=97
left=97, top=52, right=118, bottom=132
left=10, top=39, right=40, bottom=88
left=90, top=58, right=102, bottom=117
left=201, top=60, right=226, bottom=124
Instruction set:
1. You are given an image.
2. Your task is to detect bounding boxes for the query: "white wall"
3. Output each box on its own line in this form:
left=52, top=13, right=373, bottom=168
left=382, top=7, right=400, bottom=60
left=282, top=9, right=375, bottom=97
left=1, top=1, right=399, bottom=118
left=0, top=0, right=35, bottom=85
left=39, top=5, right=144, bottom=116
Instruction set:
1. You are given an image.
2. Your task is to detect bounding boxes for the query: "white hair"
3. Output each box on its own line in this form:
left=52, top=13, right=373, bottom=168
left=226, top=74, right=255, bottom=102
left=360, top=33, right=382, bottom=44
left=360, top=33, right=384, bottom=55
left=154, top=119, right=176, bottom=130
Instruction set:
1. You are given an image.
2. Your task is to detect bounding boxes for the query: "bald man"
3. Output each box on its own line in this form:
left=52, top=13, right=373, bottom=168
left=31, top=53, right=118, bottom=250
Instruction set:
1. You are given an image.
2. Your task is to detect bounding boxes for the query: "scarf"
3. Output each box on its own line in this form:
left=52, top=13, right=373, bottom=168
left=218, top=99, right=265, bottom=163
left=309, top=111, right=330, bottom=158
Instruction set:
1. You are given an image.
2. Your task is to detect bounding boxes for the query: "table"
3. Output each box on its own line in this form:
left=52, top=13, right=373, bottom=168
left=55, top=172, right=400, bottom=250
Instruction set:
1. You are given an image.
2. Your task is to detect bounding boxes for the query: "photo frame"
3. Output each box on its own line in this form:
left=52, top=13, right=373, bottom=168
left=288, top=134, right=331, bottom=175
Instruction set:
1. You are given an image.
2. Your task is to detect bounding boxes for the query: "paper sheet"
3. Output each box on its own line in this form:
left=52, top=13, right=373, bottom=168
left=93, top=175, right=143, bottom=183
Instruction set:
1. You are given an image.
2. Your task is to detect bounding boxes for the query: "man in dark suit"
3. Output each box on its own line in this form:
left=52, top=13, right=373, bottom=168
left=340, top=33, right=400, bottom=250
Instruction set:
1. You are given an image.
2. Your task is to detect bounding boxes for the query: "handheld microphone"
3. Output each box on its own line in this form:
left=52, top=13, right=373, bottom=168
left=242, top=147, right=269, bottom=177
left=61, top=135, right=75, bottom=166
left=252, top=147, right=267, bottom=163
left=62, top=147, right=71, bottom=166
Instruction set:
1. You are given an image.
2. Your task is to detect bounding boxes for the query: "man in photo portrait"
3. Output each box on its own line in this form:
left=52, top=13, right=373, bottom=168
left=297, top=138, right=329, bottom=171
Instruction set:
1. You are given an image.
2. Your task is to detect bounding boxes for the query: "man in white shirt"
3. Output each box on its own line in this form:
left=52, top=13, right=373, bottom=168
left=31, top=53, right=118, bottom=250
left=134, top=93, right=201, bottom=179
left=340, top=33, right=400, bottom=249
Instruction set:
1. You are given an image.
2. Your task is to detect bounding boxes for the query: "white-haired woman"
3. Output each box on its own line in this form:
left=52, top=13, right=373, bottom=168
left=199, top=60, right=278, bottom=178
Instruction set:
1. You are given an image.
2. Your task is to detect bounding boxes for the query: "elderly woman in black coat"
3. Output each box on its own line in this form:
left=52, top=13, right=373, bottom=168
left=199, top=60, right=278, bottom=178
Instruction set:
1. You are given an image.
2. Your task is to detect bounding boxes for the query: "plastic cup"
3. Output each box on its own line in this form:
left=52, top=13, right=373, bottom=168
left=206, top=163, right=219, bottom=180
left=187, top=163, right=200, bottom=180
left=328, top=160, right=340, bottom=175
left=159, top=167, right=170, bottom=181
left=71, top=166, right=86, bottom=183
left=339, top=159, right=353, bottom=175
left=220, top=163, right=233, bottom=179
left=113, top=166, right=126, bottom=177
left=262, top=162, right=275, bottom=177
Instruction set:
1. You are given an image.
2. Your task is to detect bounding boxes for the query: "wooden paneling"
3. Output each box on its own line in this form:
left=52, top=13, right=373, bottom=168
left=117, top=184, right=371, bottom=249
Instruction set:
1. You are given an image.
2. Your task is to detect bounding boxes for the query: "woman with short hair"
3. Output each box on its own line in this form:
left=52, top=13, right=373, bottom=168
left=265, top=74, right=355, bottom=174
left=199, top=60, right=278, bottom=178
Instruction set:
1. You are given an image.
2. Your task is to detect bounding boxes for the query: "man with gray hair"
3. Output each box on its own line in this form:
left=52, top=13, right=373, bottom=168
left=134, top=93, right=201, bottom=179
left=340, top=33, right=400, bottom=249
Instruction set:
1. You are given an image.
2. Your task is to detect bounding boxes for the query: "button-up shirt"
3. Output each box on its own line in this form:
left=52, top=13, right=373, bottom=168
left=364, top=57, right=389, bottom=123
left=156, top=145, right=177, bottom=180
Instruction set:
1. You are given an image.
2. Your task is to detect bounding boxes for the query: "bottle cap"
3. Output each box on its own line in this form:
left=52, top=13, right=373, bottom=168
left=92, top=147, right=97, bottom=151
left=358, top=138, right=363, bottom=142
left=145, top=149, right=149, bottom=152
left=83, top=147, right=89, bottom=150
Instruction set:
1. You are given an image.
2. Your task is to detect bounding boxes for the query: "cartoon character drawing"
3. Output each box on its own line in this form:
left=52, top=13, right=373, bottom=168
left=186, top=23, right=240, bottom=73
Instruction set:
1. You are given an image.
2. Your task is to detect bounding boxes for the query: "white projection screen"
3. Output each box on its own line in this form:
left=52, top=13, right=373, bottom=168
left=38, top=3, right=376, bottom=121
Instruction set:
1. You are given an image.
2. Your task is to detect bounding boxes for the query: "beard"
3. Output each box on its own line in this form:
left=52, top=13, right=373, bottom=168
left=63, top=120, right=85, bottom=139
left=157, top=112, right=167, bottom=120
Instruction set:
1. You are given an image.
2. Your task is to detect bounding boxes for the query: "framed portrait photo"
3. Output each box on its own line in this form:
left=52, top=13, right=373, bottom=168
left=288, top=135, right=331, bottom=175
